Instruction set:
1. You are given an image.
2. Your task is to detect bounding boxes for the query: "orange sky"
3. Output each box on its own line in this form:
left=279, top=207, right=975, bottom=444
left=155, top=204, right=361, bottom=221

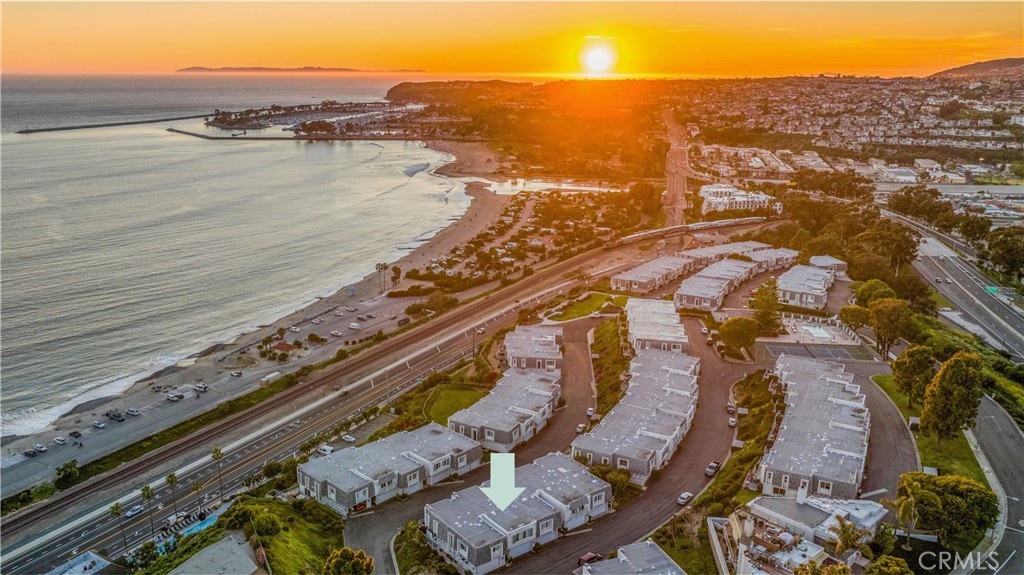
left=2, top=2, right=1022, bottom=77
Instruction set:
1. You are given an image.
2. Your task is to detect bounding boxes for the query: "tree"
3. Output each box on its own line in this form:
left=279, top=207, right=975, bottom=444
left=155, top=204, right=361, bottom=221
left=323, top=547, right=375, bottom=575
left=55, top=460, right=80, bottom=489
left=871, top=524, right=896, bottom=558
left=883, top=474, right=942, bottom=550
left=839, top=305, right=871, bottom=333
left=211, top=447, right=226, bottom=498
left=391, top=265, right=402, bottom=285
left=134, top=541, right=159, bottom=570
left=851, top=219, right=918, bottom=274
left=920, top=352, right=984, bottom=448
left=792, top=562, right=851, bottom=575
left=958, top=215, right=991, bottom=245
left=253, top=513, right=282, bottom=536
left=913, top=473, right=999, bottom=553
left=869, top=298, right=914, bottom=358
left=828, top=515, right=873, bottom=562
left=109, top=502, right=129, bottom=555
left=855, top=279, right=897, bottom=307
left=262, top=461, right=283, bottom=479
left=140, top=485, right=157, bottom=536
left=750, top=277, right=782, bottom=335
left=375, top=262, right=388, bottom=293
left=891, top=345, right=936, bottom=409
left=864, top=556, right=913, bottom=575
left=628, top=181, right=661, bottom=217
left=191, top=480, right=204, bottom=515
left=986, top=227, right=1024, bottom=281
left=166, top=472, right=179, bottom=517
left=719, top=316, right=759, bottom=352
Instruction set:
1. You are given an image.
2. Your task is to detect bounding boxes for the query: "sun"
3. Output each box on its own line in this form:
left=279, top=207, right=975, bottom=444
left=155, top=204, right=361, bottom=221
left=582, top=46, right=615, bottom=74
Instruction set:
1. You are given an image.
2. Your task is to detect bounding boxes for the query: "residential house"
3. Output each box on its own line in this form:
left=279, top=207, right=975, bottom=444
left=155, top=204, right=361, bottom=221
left=448, top=369, right=561, bottom=452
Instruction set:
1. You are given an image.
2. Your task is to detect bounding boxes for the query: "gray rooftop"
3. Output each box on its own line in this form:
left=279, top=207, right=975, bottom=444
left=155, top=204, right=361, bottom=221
left=584, top=539, right=686, bottom=575
left=504, top=325, right=563, bottom=361
left=762, top=356, right=869, bottom=486
left=676, top=276, right=730, bottom=300
left=777, top=265, right=834, bottom=296
left=614, top=255, right=694, bottom=283
left=300, top=422, right=479, bottom=492
left=808, top=255, right=846, bottom=267
left=677, top=240, right=771, bottom=263
left=696, top=259, right=758, bottom=282
left=449, top=369, right=560, bottom=432
left=625, top=299, right=688, bottom=346
left=749, top=495, right=887, bottom=535
left=748, top=247, right=799, bottom=263
left=425, top=453, right=609, bottom=548
left=168, top=535, right=259, bottom=575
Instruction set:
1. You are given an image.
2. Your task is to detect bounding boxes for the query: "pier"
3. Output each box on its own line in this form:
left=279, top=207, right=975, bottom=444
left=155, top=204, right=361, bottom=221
left=16, top=115, right=210, bottom=134
left=165, top=127, right=484, bottom=142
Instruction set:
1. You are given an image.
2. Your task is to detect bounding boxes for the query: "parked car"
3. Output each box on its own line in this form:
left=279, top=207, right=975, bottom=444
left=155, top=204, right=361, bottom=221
left=476, top=327, right=486, bottom=334
left=345, top=306, right=357, bottom=312
left=701, top=326, right=709, bottom=334
left=366, top=313, right=376, bottom=319
left=341, top=435, right=357, bottom=443
left=106, top=410, right=125, bottom=422
left=578, top=552, right=603, bottom=566
left=728, top=417, right=738, bottom=427
left=126, top=408, right=141, bottom=416
left=586, top=407, right=596, bottom=418
left=23, top=449, right=38, bottom=457
left=288, top=326, right=301, bottom=333
left=706, top=337, right=714, bottom=346
left=317, top=445, right=335, bottom=456
left=33, top=443, right=48, bottom=452
left=166, top=394, right=180, bottom=402
left=125, top=505, right=145, bottom=518
left=590, top=311, right=601, bottom=318
left=387, top=314, right=398, bottom=320
left=705, top=461, right=721, bottom=477
left=330, top=330, right=344, bottom=337
left=726, top=402, right=736, bottom=414
left=193, top=383, right=208, bottom=393
left=230, top=371, right=243, bottom=377
left=397, top=317, right=411, bottom=326
left=946, top=278, right=953, bottom=284
left=54, top=436, right=68, bottom=445
left=936, top=277, right=943, bottom=282
left=356, top=315, right=367, bottom=321
left=348, top=322, right=361, bottom=330
left=93, top=421, right=107, bottom=429
left=312, top=318, right=324, bottom=324
left=69, top=430, right=83, bottom=438
left=334, top=310, right=345, bottom=317
left=676, top=492, right=694, bottom=506
left=576, top=423, right=587, bottom=434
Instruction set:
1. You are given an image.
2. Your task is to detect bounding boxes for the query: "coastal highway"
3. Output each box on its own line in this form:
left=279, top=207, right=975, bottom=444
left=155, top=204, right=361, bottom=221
left=1, top=283, right=563, bottom=575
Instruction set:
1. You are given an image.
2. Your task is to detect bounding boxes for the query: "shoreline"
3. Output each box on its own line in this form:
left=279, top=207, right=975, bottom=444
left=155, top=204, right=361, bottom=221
left=0, top=141, right=508, bottom=450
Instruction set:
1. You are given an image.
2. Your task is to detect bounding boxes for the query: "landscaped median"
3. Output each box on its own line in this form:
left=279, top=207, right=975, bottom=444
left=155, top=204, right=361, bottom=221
left=652, top=370, right=777, bottom=574
left=871, top=374, right=987, bottom=485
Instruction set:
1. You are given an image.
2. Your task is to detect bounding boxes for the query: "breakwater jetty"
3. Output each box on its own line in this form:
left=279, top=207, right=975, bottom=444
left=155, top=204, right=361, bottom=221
left=16, top=114, right=210, bottom=134
left=166, top=127, right=483, bottom=142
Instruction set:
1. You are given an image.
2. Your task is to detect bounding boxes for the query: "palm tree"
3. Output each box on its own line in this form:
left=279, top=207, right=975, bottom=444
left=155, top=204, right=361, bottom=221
left=109, top=502, right=129, bottom=555
left=165, top=472, right=179, bottom=517
left=375, top=262, right=388, bottom=293
left=211, top=447, right=225, bottom=498
left=828, top=515, right=873, bottom=562
left=190, top=480, right=204, bottom=516
left=140, top=485, right=157, bottom=536
left=883, top=476, right=942, bottom=550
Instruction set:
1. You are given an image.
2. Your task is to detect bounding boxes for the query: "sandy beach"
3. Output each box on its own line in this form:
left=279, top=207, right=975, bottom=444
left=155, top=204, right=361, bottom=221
left=0, top=141, right=510, bottom=462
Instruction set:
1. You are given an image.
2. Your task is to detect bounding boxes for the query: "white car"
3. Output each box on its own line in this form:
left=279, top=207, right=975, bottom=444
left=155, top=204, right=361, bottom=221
left=345, top=306, right=357, bottom=312
left=312, top=318, right=324, bottom=324
left=125, top=504, right=145, bottom=518
left=341, top=435, right=357, bottom=443
left=334, top=311, right=345, bottom=317
left=676, top=492, right=694, bottom=506
left=348, top=322, right=361, bottom=330
left=728, top=417, right=738, bottom=428
left=53, top=437, right=67, bottom=445
left=33, top=443, right=48, bottom=452
left=576, top=423, right=587, bottom=434
left=589, top=311, right=601, bottom=318
left=93, top=421, right=106, bottom=429
left=126, top=407, right=141, bottom=416
left=586, top=407, right=596, bottom=418
left=330, top=330, right=344, bottom=337
left=700, top=327, right=709, bottom=334
left=288, top=326, right=301, bottom=333
left=230, top=371, right=242, bottom=378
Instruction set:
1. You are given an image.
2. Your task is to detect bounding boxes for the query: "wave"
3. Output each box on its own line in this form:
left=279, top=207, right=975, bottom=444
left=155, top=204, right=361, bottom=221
left=403, top=162, right=431, bottom=178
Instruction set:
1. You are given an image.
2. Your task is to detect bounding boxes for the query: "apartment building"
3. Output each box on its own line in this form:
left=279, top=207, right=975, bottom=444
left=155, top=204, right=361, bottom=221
left=749, top=248, right=799, bottom=273
left=625, top=298, right=689, bottom=353
left=572, top=349, right=700, bottom=486
left=610, top=255, right=695, bottom=293
left=808, top=255, right=848, bottom=277
left=448, top=369, right=561, bottom=452
left=776, top=265, right=835, bottom=310
left=581, top=539, right=686, bottom=575
left=424, top=453, right=612, bottom=575
left=297, top=423, right=482, bottom=517
left=504, top=325, right=563, bottom=371
left=675, top=258, right=759, bottom=311
left=757, top=356, right=869, bottom=500
left=699, top=183, right=778, bottom=215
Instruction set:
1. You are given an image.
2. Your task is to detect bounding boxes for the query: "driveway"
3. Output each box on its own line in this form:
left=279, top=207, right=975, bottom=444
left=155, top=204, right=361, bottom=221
left=343, top=317, right=602, bottom=573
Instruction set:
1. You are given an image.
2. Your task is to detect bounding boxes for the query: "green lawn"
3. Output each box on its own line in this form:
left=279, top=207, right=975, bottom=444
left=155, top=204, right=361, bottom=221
left=872, top=375, right=988, bottom=486
left=550, top=293, right=615, bottom=321
left=394, top=520, right=458, bottom=575
left=592, top=320, right=630, bottom=415
left=427, top=387, right=485, bottom=425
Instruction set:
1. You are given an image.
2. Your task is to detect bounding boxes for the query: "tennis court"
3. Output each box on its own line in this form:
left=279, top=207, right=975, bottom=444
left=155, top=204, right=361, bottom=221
left=753, top=342, right=874, bottom=362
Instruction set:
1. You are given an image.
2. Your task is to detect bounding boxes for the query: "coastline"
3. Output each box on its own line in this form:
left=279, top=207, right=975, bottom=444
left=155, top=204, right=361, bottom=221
left=0, top=140, right=508, bottom=450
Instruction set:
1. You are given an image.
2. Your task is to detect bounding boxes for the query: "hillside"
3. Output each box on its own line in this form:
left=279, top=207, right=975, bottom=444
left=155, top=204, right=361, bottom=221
left=930, top=58, right=1023, bottom=78
left=176, top=66, right=425, bottom=73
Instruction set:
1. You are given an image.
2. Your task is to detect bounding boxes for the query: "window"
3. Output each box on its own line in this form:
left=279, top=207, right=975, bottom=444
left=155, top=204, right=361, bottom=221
left=617, top=457, right=629, bottom=469
left=587, top=453, right=593, bottom=464
left=591, top=492, right=605, bottom=506
left=512, top=428, right=520, bottom=440
left=471, top=428, right=478, bottom=440
left=328, top=486, right=336, bottom=499
left=491, top=543, right=503, bottom=561
left=459, top=425, right=465, bottom=434
left=781, top=475, right=790, bottom=489
left=536, top=360, right=542, bottom=369
left=432, top=457, right=451, bottom=473
left=458, top=454, right=467, bottom=468
left=546, top=360, right=555, bottom=369
left=539, top=519, right=554, bottom=534
left=485, top=429, right=495, bottom=441
left=817, top=480, right=833, bottom=496
left=356, top=488, right=368, bottom=503
left=661, top=343, right=668, bottom=350
left=765, top=471, right=774, bottom=484
left=408, top=471, right=420, bottom=484
left=432, top=520, right=438, bottom=535
left=601, top=457, right=610, bottom=465
left=457, top=540, right=468, bottom=560
left=799, top=478, right=809, bottom=490
left=511, top=526, right=535, bottom=544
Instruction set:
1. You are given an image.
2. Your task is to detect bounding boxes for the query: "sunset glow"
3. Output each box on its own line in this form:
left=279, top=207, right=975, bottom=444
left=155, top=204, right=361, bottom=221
left=1, top=2, right=1022, bottom=77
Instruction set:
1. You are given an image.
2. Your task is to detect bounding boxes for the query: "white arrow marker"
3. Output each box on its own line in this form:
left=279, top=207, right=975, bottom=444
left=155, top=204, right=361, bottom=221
left=481, top=453, right=525, bottom=511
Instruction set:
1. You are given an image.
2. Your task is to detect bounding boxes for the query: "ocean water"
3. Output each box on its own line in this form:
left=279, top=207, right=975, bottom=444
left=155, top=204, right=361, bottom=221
left=0, top=75, right=472, bottom=436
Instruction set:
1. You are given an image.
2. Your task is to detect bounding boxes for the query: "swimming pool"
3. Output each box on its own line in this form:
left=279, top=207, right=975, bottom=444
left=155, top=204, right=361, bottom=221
left=801, top=325, right=831, bottom=339
left=179, top=515, right=218, bottom=537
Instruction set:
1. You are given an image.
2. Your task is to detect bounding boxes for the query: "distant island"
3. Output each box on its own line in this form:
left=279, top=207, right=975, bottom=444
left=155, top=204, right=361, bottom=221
left=176, top=66, right=426, bottom=74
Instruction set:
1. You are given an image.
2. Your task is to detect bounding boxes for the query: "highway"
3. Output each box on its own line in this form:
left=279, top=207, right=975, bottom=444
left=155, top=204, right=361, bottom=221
left=2, top=287, right=556, bottom=574
left=914, top=235, right=1024, bottom=362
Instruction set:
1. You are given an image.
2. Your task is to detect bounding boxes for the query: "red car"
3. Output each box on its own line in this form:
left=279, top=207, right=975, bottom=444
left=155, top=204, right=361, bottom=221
left=578, top=552, right=603, bottom=566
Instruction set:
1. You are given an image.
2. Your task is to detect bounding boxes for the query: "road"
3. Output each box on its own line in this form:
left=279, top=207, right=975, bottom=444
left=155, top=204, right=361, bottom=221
left=913, top=235, right=1024, bottom=362
left=2, top=294, right=547, bottom=574
left=343, top=317, right=603, bottom=573
left=972, top=396, right=1024, bottom=575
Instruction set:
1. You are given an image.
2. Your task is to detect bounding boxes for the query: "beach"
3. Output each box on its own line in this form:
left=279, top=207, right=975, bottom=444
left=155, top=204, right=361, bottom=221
left=0, top=141, right=509, bottom=469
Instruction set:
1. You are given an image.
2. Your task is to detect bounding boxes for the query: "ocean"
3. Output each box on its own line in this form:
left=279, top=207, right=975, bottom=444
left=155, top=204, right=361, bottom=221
left=0, top=74, right=473, bottom=437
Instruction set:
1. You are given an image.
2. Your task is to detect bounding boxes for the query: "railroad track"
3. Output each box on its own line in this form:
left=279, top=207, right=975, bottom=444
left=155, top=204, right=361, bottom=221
left=0, top=244, right=609, bottom=540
